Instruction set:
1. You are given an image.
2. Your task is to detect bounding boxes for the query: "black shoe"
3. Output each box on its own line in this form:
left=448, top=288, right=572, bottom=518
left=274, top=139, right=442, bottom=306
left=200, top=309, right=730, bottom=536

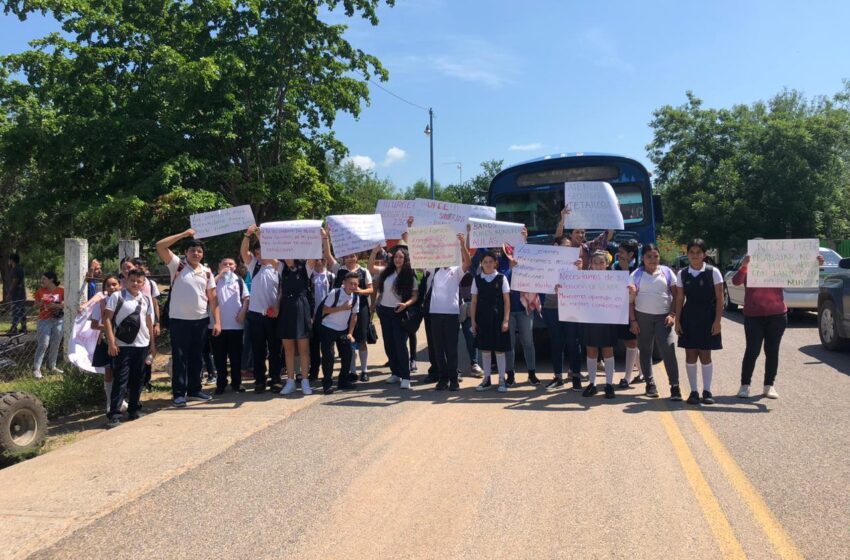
left=214, top=387, right=226, bottom=395
left=337, top=382, right=355, bottom=391
left=645, top=382, right=659, bottom=398
left=145, top=382, right=153, bottom=393
left=571, top=376, right=583, bottom=392
left=617, top=378, right=631, bottom=389
left=670, top=385, right=682, bottom=401
left=582, top=384, right=598, bottom=397
left=545, top=377, right=563, bottom=391
left=435, top=381, right=448, bottom=391
left=701, top=390, right=715, bottom=405
left=105, top=417, right=121, bottom=429
left=360, top=372, right=369, bottom=382
left=449, top=380, right=460, bottom=391
left=234, top=386, right=246, bottom=393
left=296, top=373, right=303, bottom=383
left=506, top=371, right=516, bottom=387
left=686, top=391, right=700, bottom=405
left=528, top=371, right=540, bottom=385
left=348, top=372, right=358, bottom=383
left=633, top=373, right=646, bottom=384
left=604, top=384, right=615, bottom=399
left=255, top=385, right=266, bottom=394
left=308, top=373, right=319, bottom=383
left=323, top=386, right=335, bottom=395
left=419, top=375, right=438, bottom=385
left=127, top=411, right=145, bottom=421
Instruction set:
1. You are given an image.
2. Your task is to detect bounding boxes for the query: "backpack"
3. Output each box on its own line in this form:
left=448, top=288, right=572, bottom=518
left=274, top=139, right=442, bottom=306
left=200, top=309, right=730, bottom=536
left=633, top=265, right=675, bottom=295
left=113, top=290, right=144, bottom=344
left=313, top=288, right=353, bottom=331
left=160, top=259, right=212, bottom=327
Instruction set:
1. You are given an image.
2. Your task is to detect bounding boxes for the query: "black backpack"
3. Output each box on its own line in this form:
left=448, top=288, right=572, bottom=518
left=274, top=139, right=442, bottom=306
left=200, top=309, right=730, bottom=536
left=313, top=288, right=353, bottom=331
left=113, top=291, right=144, bottom=344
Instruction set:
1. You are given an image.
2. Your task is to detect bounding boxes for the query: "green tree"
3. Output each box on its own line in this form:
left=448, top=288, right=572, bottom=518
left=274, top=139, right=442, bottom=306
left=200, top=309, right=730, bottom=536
left=328, top=160, right=399, bottom=214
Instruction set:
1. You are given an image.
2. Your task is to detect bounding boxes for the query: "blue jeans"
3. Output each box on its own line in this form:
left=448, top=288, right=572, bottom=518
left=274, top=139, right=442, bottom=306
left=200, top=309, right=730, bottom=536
left=34, top=317, right=63, bottom=372
left=169, top=318, right=208, bottom=398
left=506, top=311, right=536, bottom=372
left=543, top=308, right=581, bottom=378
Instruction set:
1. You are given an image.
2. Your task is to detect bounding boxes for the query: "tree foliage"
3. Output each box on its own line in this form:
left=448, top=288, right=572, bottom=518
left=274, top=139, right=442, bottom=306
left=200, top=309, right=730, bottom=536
left=401, top=159, right=503, bottom=205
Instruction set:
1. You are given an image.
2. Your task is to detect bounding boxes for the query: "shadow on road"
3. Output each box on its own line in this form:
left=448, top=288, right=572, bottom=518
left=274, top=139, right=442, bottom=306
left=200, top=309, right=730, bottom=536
left=798, top=344, right=850, bottom=377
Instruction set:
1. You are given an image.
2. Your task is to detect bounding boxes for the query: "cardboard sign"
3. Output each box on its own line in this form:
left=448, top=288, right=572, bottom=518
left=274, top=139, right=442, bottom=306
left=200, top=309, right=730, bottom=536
left=375, top=199, right=416, bottom=239
left=564, top=182, right=624, bottom=230
left=468, top=218, right=526, bottom=249
left=510, top=244, right=580, bottom=294
left=469, top=204, right=497, bottom=220
left=327, top=214, right=386, bottom=258
left=408, top=224, right=460, bottom=269
left=259, top=220, right=323, bottom=259
left=67, top=295, right=106, bottom=374
left=557, top=270, right=630, bottom=324
left=412, top=199, right=497, bottom=234
left=190, top=205, right=256, bottom=239
left=746, top=238, right=820, bottom=288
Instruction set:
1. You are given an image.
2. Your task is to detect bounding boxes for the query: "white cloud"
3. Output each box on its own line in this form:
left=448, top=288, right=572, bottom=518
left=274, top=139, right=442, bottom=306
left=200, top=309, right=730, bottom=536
left=390, top=38, right=522, bottom=88
left=348, top=155, right=376, bottom=171
left=577, top=28, right=635, bottom=74
left=509, top=142, right=544, bottom=152
left=383, top=146, right=407, bottom=166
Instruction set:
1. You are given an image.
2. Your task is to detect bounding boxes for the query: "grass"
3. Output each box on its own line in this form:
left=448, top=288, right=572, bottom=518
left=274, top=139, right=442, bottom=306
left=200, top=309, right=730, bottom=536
left=0, top=369, right=104, bottom=419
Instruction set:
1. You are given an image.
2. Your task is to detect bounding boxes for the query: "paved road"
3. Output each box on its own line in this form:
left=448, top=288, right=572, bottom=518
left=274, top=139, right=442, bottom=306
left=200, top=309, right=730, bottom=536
left=24, top=313, right=850, bottom=559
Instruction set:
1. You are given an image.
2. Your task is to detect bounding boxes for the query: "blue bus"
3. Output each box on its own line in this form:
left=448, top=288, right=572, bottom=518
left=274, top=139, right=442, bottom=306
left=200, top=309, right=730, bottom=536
left=488, top=153, right=662, bottom=246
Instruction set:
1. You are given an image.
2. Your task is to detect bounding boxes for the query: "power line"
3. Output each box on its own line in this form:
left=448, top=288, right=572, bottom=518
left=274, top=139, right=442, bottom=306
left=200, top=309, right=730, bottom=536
left=367, top=79, right=430, bottom=112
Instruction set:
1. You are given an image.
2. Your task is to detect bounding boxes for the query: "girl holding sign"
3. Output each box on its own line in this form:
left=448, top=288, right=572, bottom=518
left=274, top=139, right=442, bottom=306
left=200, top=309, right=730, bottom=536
left=675, top=239, right=724, bottom=405
left=472, top=251, right=512, bottom=393
left=277, top=259, right=315, bottom=396
left=580, top=251, right=620, bottom=399
left=374, top=246, right=419, bottom=390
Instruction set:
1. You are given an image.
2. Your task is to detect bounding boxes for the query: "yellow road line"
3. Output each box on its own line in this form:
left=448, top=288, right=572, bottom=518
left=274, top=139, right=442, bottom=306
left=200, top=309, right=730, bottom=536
left=687, top=411, right=805, bottom=560
left=659, top=412, right=747, bottom=559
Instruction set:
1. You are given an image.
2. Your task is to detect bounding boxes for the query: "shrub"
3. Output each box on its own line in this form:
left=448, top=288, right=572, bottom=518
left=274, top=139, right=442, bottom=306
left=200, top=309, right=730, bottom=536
left=0, top=369, right=103, bottom=419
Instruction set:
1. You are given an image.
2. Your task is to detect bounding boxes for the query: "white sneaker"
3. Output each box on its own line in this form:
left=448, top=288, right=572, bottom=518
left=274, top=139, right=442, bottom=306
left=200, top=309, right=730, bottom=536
left=280, top=380, right=296, bottom=395
left=737, top=385, right=750, bottom=398
left=51, top=366, right=63, bottom=374
left=120, top=400, right=129, bottom=413
left=400, top=379, right=411, bottom=390
left=386, top=375, right=400, bottom=384
left=301, top=379, right=313, bottom=395
left=497, top=382, right=507, bottom=393
left=470, top=363, right=484, bottom=377
left=33, top=369, right=43, bottom=379
left=763, top=385, right=779, bottom=399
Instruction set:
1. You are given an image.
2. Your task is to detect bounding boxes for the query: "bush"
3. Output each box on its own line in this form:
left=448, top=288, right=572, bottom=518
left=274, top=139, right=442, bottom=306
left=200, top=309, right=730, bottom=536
left=0, top=369, right=103, bottom=419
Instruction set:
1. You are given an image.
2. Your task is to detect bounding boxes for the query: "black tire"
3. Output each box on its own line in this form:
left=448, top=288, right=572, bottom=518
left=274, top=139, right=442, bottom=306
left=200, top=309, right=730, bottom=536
left=0, top=392, right=49, bottom=454
left=818, top=299, right=848, bottom=351
left=723, top=284, right=737, bottom=311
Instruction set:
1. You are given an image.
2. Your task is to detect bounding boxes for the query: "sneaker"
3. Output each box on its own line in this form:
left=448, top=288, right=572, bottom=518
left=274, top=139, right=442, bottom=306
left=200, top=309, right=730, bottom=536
left=701, top=391, right=715, bottom=405
left=633, top=373, right=646, bottom=384
left=545, top=377, right=563, bottom=391
left=476, top=377, right=492, bottom=392
left=737, top=385, right=751, bottom=398
left=670, top=385, right=683, bottom=401
left=409, top=360, right=418, bottom=372
left=188, top=391, right=213, bottom=401
left=172, top=396, right=187, bottom=408
left=145, top=382, right=153, bottom=393
left=105, top=417, right=121, bottom=429
left=449, top=380, right=460, bottom=391
left=348, top=372, right=358, bottom=383
left=506, top=371, right=516, bottom=387
left=214, top=387, right=226, bottom=395
left=582, top=384, right=598, bottom=397
left=571, top=376, right=583, bottom=392
left=51, top=366, right=63, bottom=374
left=528, top=371, right=540, bottom=385
left=254, top=385, right=266, bottom=394
left=604, top=384, right=615, bottom=399
left=400, top=379, right=411, bottom=390
left=33, top=369, right=43, bottom=379
left=645, top=382, right=659, bottom=398
left=617, top=378, right=631, bottom=390
left=280, top=380, right=296, bottom=395
left=470, top=363, right=484, bottom=377
left=763, top=385, right=779, bottom=399
left=497, top=382, right=507, bottom=393
left=206, top=375, right=217, bottom=385
left=419, top=375, right=438, bottom=385
left=301, top=379, right=313, bottom=395
left=686, top=391, right=700, bottom=405
left=386, top=375, right=400, bottom=384
left=360, top=372, right=369, bottom=382
left=235, top=386, right=246, bottom=393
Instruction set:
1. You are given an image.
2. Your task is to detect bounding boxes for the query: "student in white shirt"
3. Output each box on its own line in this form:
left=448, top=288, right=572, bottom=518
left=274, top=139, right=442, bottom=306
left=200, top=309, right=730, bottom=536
left=307, top=258, right=335, bottom=382
left=374, top=246, right=419, bottom=390
left=472, top=251, right=512, bottom=393
left=319, top=272, right=361, bottom=394
left=212, top=258, right=250, bottom=395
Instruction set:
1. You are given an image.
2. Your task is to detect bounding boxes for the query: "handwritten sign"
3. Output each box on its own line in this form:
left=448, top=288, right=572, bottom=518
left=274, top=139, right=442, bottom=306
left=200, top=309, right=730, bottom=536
left=511, top=244, right=580, bottom=294
left=259, top=220, right=323, bottom=259
left=327, top=214, right=385, bottom=257
left=468, top=218, right=525, bottom=249
left=557, top=270, right=630, bottom=324
left=408, top=224, right=460, bottom=269
left=190, top=205, right=256, bottom=239
left=469, top=204, right=497, bottom=220
left=746, top=238, right=820, bottom=288
left=412, top=199, right=497, bottom=234
left=564, top=182, right=624, bottom=230
left=67, top=296, right=106, bottom=374
left=375, top=199, right=416, bottom=239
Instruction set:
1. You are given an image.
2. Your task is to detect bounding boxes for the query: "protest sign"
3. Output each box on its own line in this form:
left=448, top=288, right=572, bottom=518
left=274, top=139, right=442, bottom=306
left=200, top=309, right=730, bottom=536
left=412, top=199, right=497, bottom=234
left=564, top=182, right=624, bottom=230
left=190, top=205, right=256, bottom=239
left=259, top=220, right=323, bottom=259
left=557, top=270, right=630, bottom=324
left=469, top=205, right=497, bottom=220
left=746, top=238, right=820, bottom=288
left=511, top=244, right=580, bottom=294
left=327, top=214, right=385, bottom=257
left=375, top=199, right=416, bottom=239
left=468, top=218, right=526, bottom=249
left=408, top=224, right=460, bottom=269
left=67, top=295, right=106, bottom=374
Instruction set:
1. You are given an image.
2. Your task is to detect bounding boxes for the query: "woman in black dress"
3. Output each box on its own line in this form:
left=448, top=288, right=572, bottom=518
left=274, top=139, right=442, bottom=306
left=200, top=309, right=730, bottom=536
left=471, top=251, right=512, bottom=393
left=277, top=259, right=314, bottom=396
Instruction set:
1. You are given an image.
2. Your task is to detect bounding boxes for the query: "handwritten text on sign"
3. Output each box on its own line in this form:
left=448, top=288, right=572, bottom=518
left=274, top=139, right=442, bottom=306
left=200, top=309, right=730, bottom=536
left=557, top=270, right=630, bottom=324
left=408, top=225, right=460, bottom=269
left=375, top=199, right=416, bottom=239
left=412, top=199, right=497, bottom=234
left=468, top=218, right=526, bottom=249
left=746, top=238, right=820, bottom=288
left=511, top=244, right=580, bottom=294
left=259, top=220, right=323, bottom=260
left=190, top=205, right=256, bottom=239
left=564, top=182, right=624, bottom=230
left=327, top=214, right=385, bottom=258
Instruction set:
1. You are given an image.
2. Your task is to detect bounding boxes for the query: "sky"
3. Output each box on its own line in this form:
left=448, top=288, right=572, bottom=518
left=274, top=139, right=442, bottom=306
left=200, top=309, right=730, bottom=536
left=2, top=0, right=849, bottom=192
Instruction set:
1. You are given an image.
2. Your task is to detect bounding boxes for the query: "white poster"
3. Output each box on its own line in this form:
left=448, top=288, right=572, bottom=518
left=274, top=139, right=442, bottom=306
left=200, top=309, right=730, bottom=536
left=510, top=244, right=580, bottom=294
left=375, top=199, right=416, bottom=239
left=746, top=238, right=820, bottom=288
left=468, top=218, right=526, bottom=249
left=259, top=220, right=323, bottom=259
left=564, top=181, right=624, bottom=230
left=557, top=269, right=630, bottom=324
left=67, top=295, right=105, bottom=374
left=327, top=214, right=386, bottom=257
left=412, top=199, right=496, bottom=234
left=469, top=204, right=497, bottom=220
left=190, top=205, right=256, bottom=239
left=408, top=224, right=461, bottom=269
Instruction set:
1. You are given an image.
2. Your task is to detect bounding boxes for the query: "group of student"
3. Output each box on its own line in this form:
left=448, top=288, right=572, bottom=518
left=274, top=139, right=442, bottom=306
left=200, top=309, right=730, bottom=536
left=79, top=208, right=804, bottom=428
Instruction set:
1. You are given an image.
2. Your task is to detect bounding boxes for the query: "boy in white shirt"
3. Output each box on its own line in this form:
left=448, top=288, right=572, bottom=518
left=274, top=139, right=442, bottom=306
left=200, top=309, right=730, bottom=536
left=319, top=272, right=361, bottom=394
left=212, top=258, right=250, bottom=394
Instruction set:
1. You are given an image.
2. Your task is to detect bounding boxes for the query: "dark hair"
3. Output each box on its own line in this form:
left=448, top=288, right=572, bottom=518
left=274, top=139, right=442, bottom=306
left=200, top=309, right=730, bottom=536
left=131, top=257, right=147, bottom=268
left=9, top=253, right=20, bottom=264
left=618, top=239, right=639, bottom=256
left=641, top=243, right=661, bottom=265
left=377, top=247, right=414, bottom=300
left=126, top=268, right=147, bottom=280
left=344, top=271, right=361, bottom=281
left=43, top=271, right=60, bottom=285
left=101, top=274, right=120, bottom=291
left=250, top=241, right=261, bottom=253
left=687, top=238, right=707, bottom=253
left=186, top=239, right=206, bottom=251
left=480, top=250, right=499, bottom=263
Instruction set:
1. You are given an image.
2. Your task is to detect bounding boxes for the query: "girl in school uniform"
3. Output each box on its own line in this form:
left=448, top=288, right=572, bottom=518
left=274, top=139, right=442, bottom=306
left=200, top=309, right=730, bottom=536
left=277, top=259, right=315, bottom=395
left=89, top=274, right=123, bottom=414
left=580, top=251, right=620, bottom=399
left=374, top=246, right=418, bottom=390
left=675, top=239, right=724, bottom=405
left=614, top=239, right=645, bottom=386
left=472, top=251, right=512, bottom=393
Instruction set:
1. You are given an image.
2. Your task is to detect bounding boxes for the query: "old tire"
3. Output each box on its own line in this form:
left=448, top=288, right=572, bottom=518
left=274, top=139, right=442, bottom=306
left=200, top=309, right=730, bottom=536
left=0, top=392, right=49, bottom=454
left=818, top=300, right=848, bottom=351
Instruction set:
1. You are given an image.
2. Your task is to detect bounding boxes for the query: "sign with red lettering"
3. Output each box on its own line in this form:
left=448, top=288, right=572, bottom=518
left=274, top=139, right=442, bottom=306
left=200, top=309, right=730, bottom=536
left=557, top=270, right=630, bottom=324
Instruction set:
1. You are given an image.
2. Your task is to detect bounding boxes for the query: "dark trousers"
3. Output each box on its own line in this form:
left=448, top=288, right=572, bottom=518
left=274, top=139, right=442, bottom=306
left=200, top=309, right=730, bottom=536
left=741, top=313, right=787, bottom=386
left=409, top=331, right=417, bottom=361
left=11, top=298, right=27, bottom=332
left=213, top=329, right=244, bottom=389
left=423, top=313, right=438, bottom=375
left=430, top=313, right=459, bottom=383
left=377, top=305, right=410, bottom=379
left=170, top=318, right=208, bottom=398
left=202, top=330, right=216, bottom=375
left=320, top=326, right=353, bottom=389
left=309, top=324, right=323, bottom=378
left=247, top=311, right=282, bottom=386
left=109, top=346, right=146, bottom=419
left=543, top=308, right=582, bottom=377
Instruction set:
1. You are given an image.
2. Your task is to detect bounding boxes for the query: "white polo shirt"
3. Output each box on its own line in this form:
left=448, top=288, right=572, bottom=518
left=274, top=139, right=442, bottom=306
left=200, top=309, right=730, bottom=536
left=323, top=288, right=359, bottom=332
left=631, top=267, right=675, bottom=315
left=247, top=256, right=282, bottom=314
left=426, top=266, right=464, bottom=314
left=214, top=274, right=249, bottom=330
left=471, top=272, right=510, bottom=295
left=166, top=256, right=215, bottom=321
left=105, top=289, right=154, bottom=348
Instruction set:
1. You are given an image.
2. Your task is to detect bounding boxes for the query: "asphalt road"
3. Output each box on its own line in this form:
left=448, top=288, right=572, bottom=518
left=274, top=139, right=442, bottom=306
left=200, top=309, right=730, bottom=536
left=30, top=312, right=850, bottom=559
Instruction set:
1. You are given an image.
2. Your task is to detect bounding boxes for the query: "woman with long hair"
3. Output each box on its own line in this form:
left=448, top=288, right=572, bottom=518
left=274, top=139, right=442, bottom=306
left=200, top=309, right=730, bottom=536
left=374, top=246, right=418, bottom=390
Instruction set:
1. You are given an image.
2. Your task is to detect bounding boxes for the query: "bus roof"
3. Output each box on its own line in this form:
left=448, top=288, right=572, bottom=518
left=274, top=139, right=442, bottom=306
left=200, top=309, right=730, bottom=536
left=495, top=152, right=651, bottom=182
